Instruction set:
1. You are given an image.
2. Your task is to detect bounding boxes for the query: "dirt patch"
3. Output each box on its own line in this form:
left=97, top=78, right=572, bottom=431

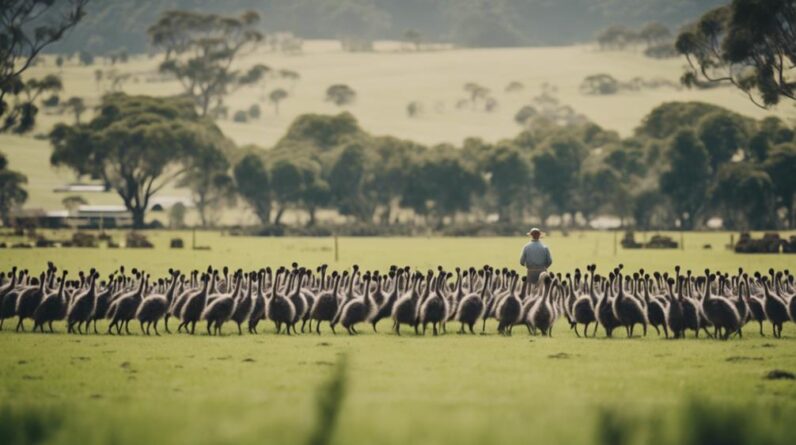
left=764, top=370, right=795, bottom=380
left=548, top=352, right=572, bottom=359
left=17, top=360, right=27, bottom=365
left=242, top=358, right=256, bottom=363
left=315, top=361, right=334, bottom=367
left=317, top=342, right=331, bottom=347
left=89, top=394, right=103, bottom=399
left=760, top=343, right=776, bottom=348
left=71, top=356, right=90, bottom=361
left=21, top=375, right=42, bottom=380
left=120, top=361, right=132, bottom=370
left=726, top=356, right=764, bottom=362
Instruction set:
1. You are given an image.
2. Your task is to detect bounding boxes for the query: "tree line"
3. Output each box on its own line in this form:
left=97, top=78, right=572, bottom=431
left=44, top=93, right=796, bottom=232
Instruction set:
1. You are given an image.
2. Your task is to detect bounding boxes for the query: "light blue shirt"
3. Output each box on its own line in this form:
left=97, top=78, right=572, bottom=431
left=520, top=240, right=552, bottom=269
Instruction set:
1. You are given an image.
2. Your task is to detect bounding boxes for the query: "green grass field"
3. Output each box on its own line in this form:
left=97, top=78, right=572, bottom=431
left=1, top=231, right=795, bottom=445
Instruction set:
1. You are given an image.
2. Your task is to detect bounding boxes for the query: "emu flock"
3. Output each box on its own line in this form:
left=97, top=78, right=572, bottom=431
left=0, top=263, right=794, bottom=340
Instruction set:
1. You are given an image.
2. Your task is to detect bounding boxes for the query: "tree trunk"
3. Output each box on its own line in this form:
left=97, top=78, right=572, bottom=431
left=274, top=206, right=285, bottom=226
left=307, top=207, right=316, bottom=227
left=131, top=206, right=146, bottom=229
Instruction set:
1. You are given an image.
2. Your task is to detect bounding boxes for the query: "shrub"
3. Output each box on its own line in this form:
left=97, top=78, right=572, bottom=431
left=233, top=110, right=248, bottom=123
left=248, top=104, right=261, bottom=119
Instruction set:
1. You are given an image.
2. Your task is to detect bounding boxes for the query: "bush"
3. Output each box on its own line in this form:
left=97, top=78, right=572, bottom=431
left=644, top=42, right=678, bottom=59
left=71, top=232, right=97, bottom=248
left=580, top=74, right=619, bottom=95
left=233, top=110, right=248, bottom=123
left=170, top=238, right=184, bottom=248
left=248, top=104, right=261, bottom=119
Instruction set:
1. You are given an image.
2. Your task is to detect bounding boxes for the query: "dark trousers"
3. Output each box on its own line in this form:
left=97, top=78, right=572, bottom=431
left=526, top=268, right=545, bottom=285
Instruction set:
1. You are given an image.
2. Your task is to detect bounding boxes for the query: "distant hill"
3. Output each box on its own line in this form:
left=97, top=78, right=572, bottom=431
left=51, top=0, right=727, bottom=54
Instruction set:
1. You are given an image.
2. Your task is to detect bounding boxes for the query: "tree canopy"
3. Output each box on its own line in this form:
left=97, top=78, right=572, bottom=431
left=677, top=0, right=796, bottom=108
left=1, top=0, right=86, bottom=133
left=148, top=10, right=268, bottom=116
left=50, top=93, right=228, bottom=228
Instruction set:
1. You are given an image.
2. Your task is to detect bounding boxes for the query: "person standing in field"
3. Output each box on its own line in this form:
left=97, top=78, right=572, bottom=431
left=520, top=228, right=552, bottom=286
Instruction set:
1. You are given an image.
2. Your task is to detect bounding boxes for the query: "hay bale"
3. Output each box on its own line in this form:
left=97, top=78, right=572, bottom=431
left=170, top=238, right=184, bottom=249
left=126, top=232, right=154, bottom=248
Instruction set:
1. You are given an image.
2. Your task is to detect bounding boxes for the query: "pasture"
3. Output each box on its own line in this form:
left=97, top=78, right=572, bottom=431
left=1, top=231, right=795, bottom=445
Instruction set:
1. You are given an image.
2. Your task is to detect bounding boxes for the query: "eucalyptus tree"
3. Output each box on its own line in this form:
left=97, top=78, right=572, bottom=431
left=148, top=10, right=269, bottom=116
left=677, top=0, right=796, bottom=107
left=50, top=93, right=228, bottom=228
left=0, top=0, right=86, bottom=133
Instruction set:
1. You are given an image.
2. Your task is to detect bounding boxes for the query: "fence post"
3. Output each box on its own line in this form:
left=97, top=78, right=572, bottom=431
left=334, top=235, right=339, bottom=262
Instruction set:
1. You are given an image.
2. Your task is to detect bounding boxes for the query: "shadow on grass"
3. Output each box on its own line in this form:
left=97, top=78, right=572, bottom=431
left=596, top=399, right=796, bottom=445
left=306, top=354, right=348, bottom=445
left=0, top=404, right=64, bottom=445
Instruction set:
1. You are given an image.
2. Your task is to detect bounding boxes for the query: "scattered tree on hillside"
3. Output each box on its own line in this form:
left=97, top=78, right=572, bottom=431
left=403, top=29, right=422, bottom=50
left=50, top=93, right=228, bottom=228
left=233, top=110, right=248, bottom=123
left=463, top=83, right=489, bottom=107
left=269, top=88, right=288, bottom=115
left=148, top=10, right=269, bottom=116
left=78, top=50, right=94, bottom=66
left=278, top=69, right=301, bottom=91
left=326, top=84, right=356, bottom=107
left=505, top=81, right=524, bottom=93
left=249, top=104, right=261, bottom=120
left=62, top=97, right=86, bottom=124
left=639, top=22, right=671, bottom=46
left=596, top=25, right=637, bottom=49
left=514, top=105, right=537, bottom=126
left=106, top=69, right=131, bottom=92
left=0, top=152, right=28, bottom=226
left=234, top=154, right=272, bottom=224
left=406, top=101, right=422, bottom=118
left=94, top=69, right=104, bottom=91
left=676, top=0, right=796, bottom=108
left=580, top=74, right=619, bottom=95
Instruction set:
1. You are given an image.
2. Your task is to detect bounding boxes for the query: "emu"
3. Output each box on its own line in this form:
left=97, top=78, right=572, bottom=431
left=33, top=270, right=70, bottom=333
left=135, top=269, right=180, bottom=335
left=340, top=272, right=376, bottom=335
